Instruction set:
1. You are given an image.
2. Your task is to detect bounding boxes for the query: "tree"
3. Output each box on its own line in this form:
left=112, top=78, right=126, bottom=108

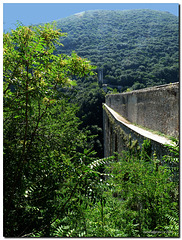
left=104, top=140, right=179, bottom=237
left=47, top=140, right=179, bottom=237
left=71, top=80, right=106, bottom=158
left=3, top=23, right=96, bottom=237
left=56, top=9, right=179, bottom=88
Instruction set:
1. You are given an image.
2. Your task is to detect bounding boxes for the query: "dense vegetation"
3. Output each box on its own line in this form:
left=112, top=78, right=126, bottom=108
left=3, top=23, right=97, bottom=236
left=56, top=9, right=179, bottom=90
left=3, top=10, right=179, bottom=237
left=54, top=9, right=179, bottom=158
left=62, top=76, right=105, bottom=158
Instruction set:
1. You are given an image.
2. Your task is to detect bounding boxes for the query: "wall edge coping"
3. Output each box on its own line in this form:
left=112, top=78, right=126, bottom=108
left=103, top=103, right=174, bottom=146
left=105, top=82, right=179, bottom=97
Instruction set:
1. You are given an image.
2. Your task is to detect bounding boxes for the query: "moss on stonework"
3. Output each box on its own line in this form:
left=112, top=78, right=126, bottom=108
left=104, top=107, right=139, bottom=154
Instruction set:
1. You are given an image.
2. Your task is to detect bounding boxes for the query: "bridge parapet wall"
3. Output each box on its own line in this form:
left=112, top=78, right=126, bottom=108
left=103, top=104, right=171, bottom=158
left=105, top=82, right=179, bottom=139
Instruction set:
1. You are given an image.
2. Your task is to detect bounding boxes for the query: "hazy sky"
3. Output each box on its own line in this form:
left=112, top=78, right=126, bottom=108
left=3, top=2, right=179, bottom=32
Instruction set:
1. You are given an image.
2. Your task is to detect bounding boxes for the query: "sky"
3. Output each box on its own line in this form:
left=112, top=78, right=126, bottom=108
left=3, top=2, right=179, bottom=32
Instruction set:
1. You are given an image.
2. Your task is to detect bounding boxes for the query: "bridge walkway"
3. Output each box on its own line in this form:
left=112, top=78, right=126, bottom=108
left=104, top=104, right=173, bottom=146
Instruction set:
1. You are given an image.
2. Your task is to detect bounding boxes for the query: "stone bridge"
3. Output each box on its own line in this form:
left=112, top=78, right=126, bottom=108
left=103, top=82, right=179, bottom=159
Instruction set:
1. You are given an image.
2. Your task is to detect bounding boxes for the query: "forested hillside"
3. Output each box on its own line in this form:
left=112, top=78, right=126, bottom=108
left=53, top=9, right=179, bottom=158
left=55, top=9, right=179, bottom=89
left=3, top=10, right=179, bottom=237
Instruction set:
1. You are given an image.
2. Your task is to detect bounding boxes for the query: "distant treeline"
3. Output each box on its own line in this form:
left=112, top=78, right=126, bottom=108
left=55, top=9, right=179, bottom=90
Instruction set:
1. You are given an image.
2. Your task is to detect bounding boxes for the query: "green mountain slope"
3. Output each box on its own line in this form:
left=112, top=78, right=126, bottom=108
left=55, top=9, right=179, bottom=90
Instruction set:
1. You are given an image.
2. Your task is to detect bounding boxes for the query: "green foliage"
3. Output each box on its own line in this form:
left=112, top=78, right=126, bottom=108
left=4, top=17, right=179, bottom=238
left=102, top=142, right=179, bottom=237
left=35, top=138, right=179, bottom=238
left=47, top=141, right=179, bottom=237
left=55, top=9, right=179, bottom=89
left=3, top=23, right=97, bottom=237
left=140, top=139, right=152, bottom=161
left=70, top=80, right=106, bottom=158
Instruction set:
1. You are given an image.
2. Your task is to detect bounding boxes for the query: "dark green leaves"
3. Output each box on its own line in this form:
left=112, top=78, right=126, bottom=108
left=56, top=9, right=179, bottom=90
left=3, top=23, right=96, bottom=237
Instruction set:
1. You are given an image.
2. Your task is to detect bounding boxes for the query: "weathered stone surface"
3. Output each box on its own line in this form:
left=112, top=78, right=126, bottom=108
left=105, top=82, right=179, bottom=138
left=103, top=104, right=173, bottom=159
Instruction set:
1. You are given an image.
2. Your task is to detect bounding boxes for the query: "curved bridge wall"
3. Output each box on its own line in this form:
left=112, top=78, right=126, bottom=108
left=103, top=104, right=171, bottom=159
left=105, top=82, right=179, bottom=139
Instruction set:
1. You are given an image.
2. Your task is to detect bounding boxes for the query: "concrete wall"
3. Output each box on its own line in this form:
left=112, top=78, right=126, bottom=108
left=105, top=82, right=179, bottom=138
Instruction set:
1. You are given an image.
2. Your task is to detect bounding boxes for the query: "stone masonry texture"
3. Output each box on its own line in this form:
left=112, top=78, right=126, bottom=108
left=105, top=82, right=179, bottom=139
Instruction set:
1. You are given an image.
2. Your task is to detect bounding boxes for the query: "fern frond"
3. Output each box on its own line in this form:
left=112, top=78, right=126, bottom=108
left=88, top=156, right=114, bottom=170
